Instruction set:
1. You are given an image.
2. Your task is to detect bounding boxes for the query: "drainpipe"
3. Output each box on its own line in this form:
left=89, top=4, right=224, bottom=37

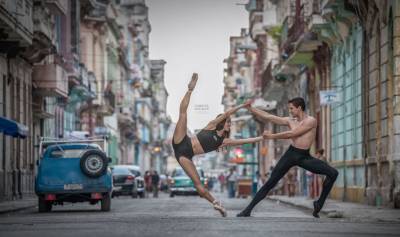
left=375, top=18, right=383, bottom=207
left=362, top=28, right=369, bottom=202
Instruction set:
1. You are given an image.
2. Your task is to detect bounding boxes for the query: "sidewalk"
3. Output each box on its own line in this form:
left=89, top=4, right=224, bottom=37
left=0, top=197, right=37, bottom=214
left=267, top=195, right=400, bottom=222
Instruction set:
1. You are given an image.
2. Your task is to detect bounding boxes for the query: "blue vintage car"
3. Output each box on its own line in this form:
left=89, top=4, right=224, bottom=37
left=35, top=138, right=112, bottom=212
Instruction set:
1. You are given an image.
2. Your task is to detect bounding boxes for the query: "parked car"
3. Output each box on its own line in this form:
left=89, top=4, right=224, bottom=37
left=111, top=165, right=145, bottom=198
left=35, top=137, right=112, bottom=213
left=169, top=167, right=208, bottom=197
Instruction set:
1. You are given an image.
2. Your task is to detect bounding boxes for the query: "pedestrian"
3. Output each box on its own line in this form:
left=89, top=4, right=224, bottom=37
left=218, top=173, right=225, bottom=193
left=207, top=176, right=214, bottom=191
left=226, top=167, right=238, bottom=198
left=237, top=97, right=338, bottom=218
left=144, top=171, right=152, bottom=198
left=171, top=73, right=264, bottom=217
left=151, top=171, right=160, bottom=198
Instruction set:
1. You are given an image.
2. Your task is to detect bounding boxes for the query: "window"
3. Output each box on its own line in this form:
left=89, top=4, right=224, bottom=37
left=111, top=167, right=131, bottom=175
left=49, top=149, right=87, bottom=159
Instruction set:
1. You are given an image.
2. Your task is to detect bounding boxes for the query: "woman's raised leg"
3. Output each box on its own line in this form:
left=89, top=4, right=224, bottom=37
left=172, top=73, right=198, bottom=144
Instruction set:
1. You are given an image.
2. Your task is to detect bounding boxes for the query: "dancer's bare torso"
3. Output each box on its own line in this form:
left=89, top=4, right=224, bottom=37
left=190, top=129, right=225, bottom=155
left=191, top=137, right=205, bottom=155
left=287, top=116, right=317, bottom=150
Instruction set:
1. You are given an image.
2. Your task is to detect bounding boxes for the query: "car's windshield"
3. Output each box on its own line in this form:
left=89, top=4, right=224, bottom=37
left=111, top=167, right=131, bottom=175
left=173, top=168, right=203, bottom=178
left=129, top=169, right=141, bottom=177
left=49, top=149, right=87, bottom=158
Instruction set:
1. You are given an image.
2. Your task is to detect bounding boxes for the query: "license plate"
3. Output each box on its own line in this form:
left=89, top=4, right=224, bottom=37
left=64, top=184, right=83, bottom=190
left=113, top=186, right=122, bottom=191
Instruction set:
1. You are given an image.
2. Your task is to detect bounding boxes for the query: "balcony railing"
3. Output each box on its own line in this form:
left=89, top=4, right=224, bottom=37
left=0, top=0, right=33, bottom=45
left=44, top=0, right=67, bottom=15
left=120, top=0, right=145, bottom=6
left=104, top=91, right=116, bottom=110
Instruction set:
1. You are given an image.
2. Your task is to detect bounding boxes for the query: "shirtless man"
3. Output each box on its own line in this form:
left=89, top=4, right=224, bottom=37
left=237, top=97, right=338, bottom=218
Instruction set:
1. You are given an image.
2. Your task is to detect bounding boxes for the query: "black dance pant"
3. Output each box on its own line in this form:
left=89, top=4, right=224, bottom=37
left=242, top=145, right=338, bottom=214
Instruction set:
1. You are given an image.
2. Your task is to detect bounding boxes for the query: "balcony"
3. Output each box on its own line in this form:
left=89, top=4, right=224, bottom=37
left=96, top=91, right=115, bottom=116
left=120, top=0, right=145, bottom=6
left=32, top=63, right=68, bottom=98
left=0, top=0, right=33, bottom=46
left=88, top=72, right=97, bottom=98
left=44, top=0, right=67, bottom=15
left=250, top=11, right=264, bottom=39
left=118, top=107, right=135, bottom=128
left=80, top=65, right=90, bottom=89
left=21, top=4, right=56, bottom=63
left=224, top=76, right=236, bottom=89
left=32, top=98, right=53, bottom=120
left=262, top=4, right=277, bottom=30
left=33, top=4, right=53, bottom=39
left=66, top=56, right=81, bottom=86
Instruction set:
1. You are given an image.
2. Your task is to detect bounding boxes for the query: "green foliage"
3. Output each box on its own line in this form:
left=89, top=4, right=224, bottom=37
left=268, top=25, right=283, bottom=43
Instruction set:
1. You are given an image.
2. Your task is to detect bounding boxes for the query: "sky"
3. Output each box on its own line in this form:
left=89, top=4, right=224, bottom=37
left=146, top=0, right=248, bottom=131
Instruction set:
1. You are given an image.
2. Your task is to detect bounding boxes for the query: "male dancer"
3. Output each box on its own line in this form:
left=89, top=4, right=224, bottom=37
left=237, top=97, right=338, bottom=218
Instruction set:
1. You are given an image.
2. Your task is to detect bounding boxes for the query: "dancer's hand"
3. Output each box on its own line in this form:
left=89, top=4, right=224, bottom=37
left=263, top=130, right=272, bottom=139
left=244, top=99, right=253, bottom=109
left=188, top=73, right=198, bottom=91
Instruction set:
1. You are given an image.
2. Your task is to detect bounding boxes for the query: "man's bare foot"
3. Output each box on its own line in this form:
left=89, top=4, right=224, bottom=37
left=188, top=73, right=198, bottom=91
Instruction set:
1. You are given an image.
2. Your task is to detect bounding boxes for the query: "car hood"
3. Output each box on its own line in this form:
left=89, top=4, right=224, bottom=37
left=173, top=176, right=204, bottom=186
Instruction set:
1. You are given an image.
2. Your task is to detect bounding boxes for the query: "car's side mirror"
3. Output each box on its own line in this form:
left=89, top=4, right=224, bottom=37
left=36, top=160, right=39, bottom=166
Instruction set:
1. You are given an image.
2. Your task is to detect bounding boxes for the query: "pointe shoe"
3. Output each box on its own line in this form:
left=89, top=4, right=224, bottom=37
left=213, top=200, right=227, bottom=217
left=188, top=73, right=198, bottom=91
left=313, top=201, right=321, bottom=218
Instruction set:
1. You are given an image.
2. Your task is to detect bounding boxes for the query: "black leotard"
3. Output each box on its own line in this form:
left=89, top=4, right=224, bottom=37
left=196, top=129, right=224, bottom=153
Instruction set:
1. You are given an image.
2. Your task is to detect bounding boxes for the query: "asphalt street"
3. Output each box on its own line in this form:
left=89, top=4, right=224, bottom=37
left=1, top=193, right=399, bottom=237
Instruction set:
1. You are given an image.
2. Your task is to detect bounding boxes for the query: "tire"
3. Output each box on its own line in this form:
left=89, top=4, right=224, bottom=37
left=38, top=197, right=52, bottom=213
left=101, top=193, right=111, bottom=212
left=169, top=192, right=175, bottom=198
left=139, top=192, right=145, bottom=198
left=131, top=192, right=138, bottom=198
left=80, top=150, right=108, bottom=178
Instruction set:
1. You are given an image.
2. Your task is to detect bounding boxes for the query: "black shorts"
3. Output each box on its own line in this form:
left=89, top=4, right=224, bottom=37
left=172, top=135, right=194, bottom=161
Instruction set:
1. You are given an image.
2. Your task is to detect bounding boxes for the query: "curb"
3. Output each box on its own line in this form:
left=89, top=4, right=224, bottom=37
left=0, top=202, right=36, bottom=214
left=266, top=196, right=332, bottom=216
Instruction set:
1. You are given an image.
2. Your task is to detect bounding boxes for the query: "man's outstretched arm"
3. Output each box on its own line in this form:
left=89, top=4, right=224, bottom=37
left=263, top=118, right=316, bottom=139
left=249, top=106, right=289, bottom=126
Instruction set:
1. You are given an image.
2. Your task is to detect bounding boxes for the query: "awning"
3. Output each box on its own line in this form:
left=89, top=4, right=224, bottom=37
left=0, top=116, right=29, bottom=138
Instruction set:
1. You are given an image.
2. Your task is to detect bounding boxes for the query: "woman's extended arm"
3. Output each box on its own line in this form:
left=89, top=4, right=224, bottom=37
left=205, top=101, right=251, bottom=129
left=220, top=136, right=263, bottom=148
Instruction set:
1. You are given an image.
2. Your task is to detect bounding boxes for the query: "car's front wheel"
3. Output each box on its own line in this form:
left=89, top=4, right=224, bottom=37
left=38, top=197, right=52, bottom=213
left=101, top=193, right=111, bottom=212
left=169, top=192, right=175, bottom=198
